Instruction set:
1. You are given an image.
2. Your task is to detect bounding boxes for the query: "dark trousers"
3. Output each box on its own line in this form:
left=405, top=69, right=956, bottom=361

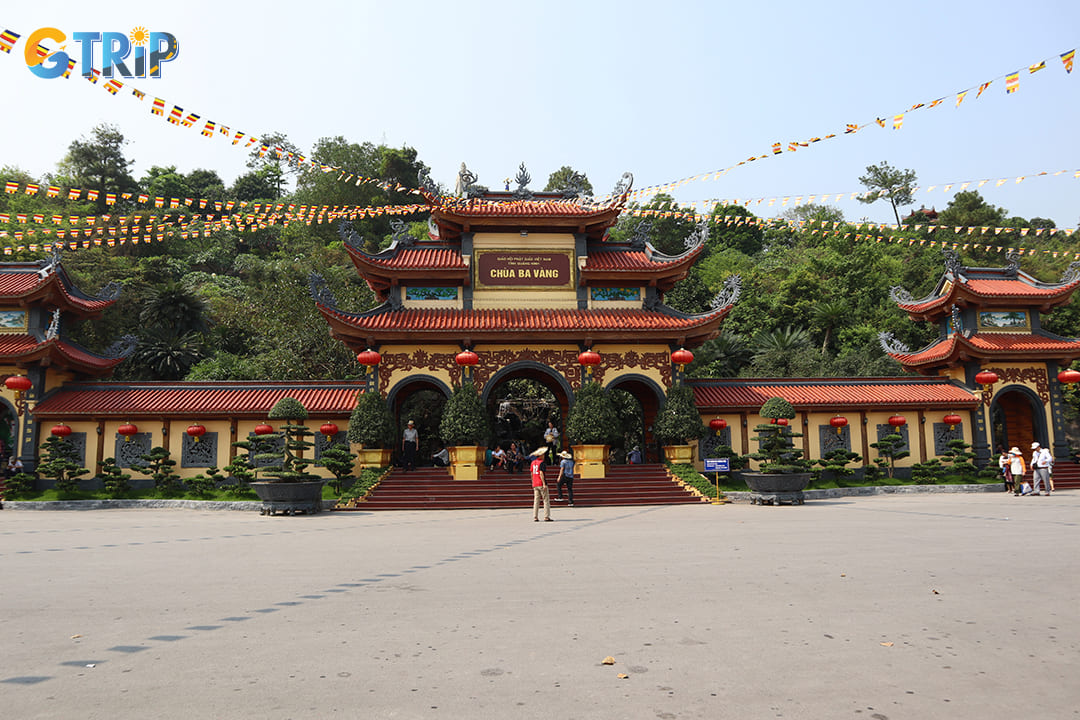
left=403, top=441, right=417, bottom=470
left=557, top=474, right=574, bottom=503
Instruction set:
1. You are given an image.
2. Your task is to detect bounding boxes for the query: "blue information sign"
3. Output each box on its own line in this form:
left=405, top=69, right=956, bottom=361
left=703, top=458, right=730, bottom=473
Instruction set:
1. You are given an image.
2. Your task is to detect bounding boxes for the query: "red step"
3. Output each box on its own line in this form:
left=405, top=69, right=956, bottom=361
left=339, top=464, right=705, bottom=511
left=1047, top=460, right=1080, bottom=490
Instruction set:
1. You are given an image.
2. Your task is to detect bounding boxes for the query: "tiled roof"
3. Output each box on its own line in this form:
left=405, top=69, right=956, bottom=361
left=350, top=246, right=467, bottom=271
left=689, top=378, right=978, bottom=410
left=0, top=334, right=123, bottom=371
left=32, top=382, right=365, bottom=418
left=321, top=306, right=728, bottom=334
left=898, top=272, right=1080, bottom=315
left=890, top=333, right=1080, bottom=368
left=582, top=243, right=703, bottom=272
left=434, top=199, right=619, bottom=218
left=0, top=268, right=116, bottom=314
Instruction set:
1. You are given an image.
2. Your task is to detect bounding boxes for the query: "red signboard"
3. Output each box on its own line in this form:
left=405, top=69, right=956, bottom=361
left=477, top=252, right=572, bottom=287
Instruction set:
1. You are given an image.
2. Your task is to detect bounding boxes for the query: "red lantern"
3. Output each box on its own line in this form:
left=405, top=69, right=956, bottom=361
left=117, top=423, right=139, bottom=442
left=830, top=415, right=848, bottom=434
left=777, top=418, right=790, bottom=426
left=1058, top=369, right=1080, bottom=385
left=51, top=423, right=72, bottom=438
left=943, top=414, right=962, bottom=430
left=5, top=375, right=32, bottom=392
left=186, top=424, right=207, bottom=443
left=356, top=349, right=381, bottom=367
left=709, top=417, right=727, bottom=435
left=975, top=370, right=999, bottom=388
left=671, top=348, right=694, bottom=369
left=888, top=415, right=907, bottom=427
left=253, top=423, right=274, bottom=436
left=454, top=350, right=479, bottom=367
left=578, top=349, right=601, bottom=367
left=320, top=422, right=339, bottom=437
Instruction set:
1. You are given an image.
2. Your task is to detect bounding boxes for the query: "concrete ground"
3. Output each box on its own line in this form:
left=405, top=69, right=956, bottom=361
left=2, top=493, right=1078, bottom=720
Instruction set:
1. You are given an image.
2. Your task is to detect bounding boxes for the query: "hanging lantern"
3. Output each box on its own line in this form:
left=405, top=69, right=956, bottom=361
left=709, top=417, right=727, bottom=435
left=454, top=349, right=479, bottom=367
left=320, top=422, right=339, bottom=438
left=51, top=423, right=73, bottom=438
left=578, top=349, right=601, bottom=367
left=1058, top=369, right=1080, bottom=385
left=887, top=415, right=907, bottom=427
left=186, top=424, right=207, bottom=443
left=356, top=349, right=381, bottom=367
left=830, top=415, right=848, bottom=434
left=5, top=375, right=32, bottom=393
left=671, top=348, right=694, bottom=370
left=777, top=418, right=790, bottom=427
left=117, top=423, right=139, bottom=442
left=974, top=370, right=999, bottom=390
left=943, top=414, right=962, bottom=430
left=253, top=423, right=274, bottom=436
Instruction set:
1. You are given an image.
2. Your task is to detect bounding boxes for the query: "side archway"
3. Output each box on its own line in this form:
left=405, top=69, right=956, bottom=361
left=989, top=384, right=1047, bottom=452
left=386, top=374, right=453, bottom=466
left=605, top=373, right=667, bottom=463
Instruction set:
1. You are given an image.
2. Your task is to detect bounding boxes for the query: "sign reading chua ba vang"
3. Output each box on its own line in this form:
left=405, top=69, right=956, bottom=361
left=477, top=252, right=571, bottom=287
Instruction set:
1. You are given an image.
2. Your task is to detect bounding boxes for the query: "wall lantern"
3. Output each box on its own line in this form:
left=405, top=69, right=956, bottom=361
left=50, top=423, right=73, bottom=438
left=356, top=349, right=381, bottom=382
left=117, top=423, right=139, bottom=442
left=578, top=349, right=601, bottom=381
left=5, top=375, right=32, bottom=394
left=320, top=422, right=339, bottom=438
left=829, top=415, right=848, bottom=434
left=887, top=415, right=907, bottom=427
left=943, top=414, right=963, bottom=430
left=709, top=417, right=727, bottom=435
left=186, top=423, right=207, bottom=443
left=974, top=370, right=999, bottom=391
left=253, top=423, right=274, bottom=436
left=454, top=349, right=479, bottom=367
left=1058, top=369, right=1080, bottom=385
left=671, top=348, right=694, bottom=370
left=777, top=418, right=790, bottom=427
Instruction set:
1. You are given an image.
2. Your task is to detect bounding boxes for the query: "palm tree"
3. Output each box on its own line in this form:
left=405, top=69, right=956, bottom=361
left=750, top=326, right=812, bottom=362
left=810, top=299, right=849, bottom=356
left=693, top=332, right=753, bottom=377
left=130, top=330, right=205, bottom=380
left=140, top=282, right=209, bottom=337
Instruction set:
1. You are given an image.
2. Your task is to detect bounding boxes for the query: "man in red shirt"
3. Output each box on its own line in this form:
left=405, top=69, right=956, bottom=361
left=530, top=448, right=552, bottom=522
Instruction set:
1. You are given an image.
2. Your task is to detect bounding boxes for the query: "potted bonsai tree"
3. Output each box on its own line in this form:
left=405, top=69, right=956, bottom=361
left=347, top=389, right=396, bottom=468
left=439, top=381, right=491, bottom=480
left=653, top=382, right=706, bottom=465
left=565, top=380, right=620, bottom=478
left=742, top=396, right=813, bottom=505
left=251, top=397, right=326, bottom=515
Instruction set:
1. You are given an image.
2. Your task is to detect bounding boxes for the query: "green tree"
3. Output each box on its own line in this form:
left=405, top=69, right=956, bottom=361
left=140, top=281, right=209, bottom=336
left=98, top=457, right=133, bottom=497
left=319, top=443, right=357, bottom=495
left=810, top=299, right=850, bottom=356
left=857, top=161, right=917, bottom=225
left=440, top=381, right=492, bottom=446
left=57, top=123, right=139, bottom=212
left=565, top=381, right=620, bottom=446
left=652, top=383, right=706, bottom=446
left=870, top=432, right=909, bottom=479
left=38, top=436, right=90, bottom=495
left=136, top=447, right=183, bottom=496
left=543, top=166, right=594, bottom=196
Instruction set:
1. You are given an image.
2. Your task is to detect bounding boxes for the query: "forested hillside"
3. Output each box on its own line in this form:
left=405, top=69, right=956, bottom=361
left=3, top=124, right=1078, bottom=388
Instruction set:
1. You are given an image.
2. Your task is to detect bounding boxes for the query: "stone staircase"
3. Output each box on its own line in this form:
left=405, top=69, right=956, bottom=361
left=1047, top=460, right=1080, bottom=490
left=337, top=463, right=705, bottom=511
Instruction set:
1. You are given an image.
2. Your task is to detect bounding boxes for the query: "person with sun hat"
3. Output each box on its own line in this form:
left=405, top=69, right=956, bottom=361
left=529, top=446, right=552, bottom=522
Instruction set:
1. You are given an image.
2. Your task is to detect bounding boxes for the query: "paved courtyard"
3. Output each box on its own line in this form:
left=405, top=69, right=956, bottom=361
left=2, top=493, right=1078, bottom=719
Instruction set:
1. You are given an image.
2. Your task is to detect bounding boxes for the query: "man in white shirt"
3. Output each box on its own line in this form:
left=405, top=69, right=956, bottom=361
left=1030, top=441, right=1054, bottom=495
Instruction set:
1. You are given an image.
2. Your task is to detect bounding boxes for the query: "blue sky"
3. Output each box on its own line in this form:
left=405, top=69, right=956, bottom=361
left=1, top=1, right=1077, bottom=229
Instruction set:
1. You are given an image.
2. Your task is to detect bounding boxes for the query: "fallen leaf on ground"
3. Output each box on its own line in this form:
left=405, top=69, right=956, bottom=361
left=617, top=673, right=629, bottom=679
left=70, top=634, right=82, bottom=639
left=880, top=641, right=894, bottom=647
left=601, top=656, right=616, bottom=665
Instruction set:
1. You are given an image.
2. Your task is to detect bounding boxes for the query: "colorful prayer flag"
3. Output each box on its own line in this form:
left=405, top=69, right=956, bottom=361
left=105, top=79, right=123, bottom=95
left=152, top=98, right=165, bottom=116
left=181, top=112, right=199, bottom=127
left=131, top=87, right=146, bottom=100
left=845, top=124, right=858, bottom=133
left=1005, top=71, right=1019, bottom=94
left=202, top=120, right=216, bottom=136
left=1029, top=61, right=1046, bottom=73
left=893, top=114, right=903, bottom=129
left=771, top=142, right=782, bottom=155
left=0, top=29, right=20, bottom=53
left=167, top=105, right=183, bottom=125
left=956, top=90, right=967, bottom=106
left=976, top=81, right=991, bottom=98
left=46, top=186, right=60, bottom=198
left=4, top=181, right=18, bottom=194
left=1063, top=49, right=1076, bottom=74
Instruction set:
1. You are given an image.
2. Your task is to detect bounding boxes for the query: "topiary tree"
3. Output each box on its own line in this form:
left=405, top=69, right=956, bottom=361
left=653, top=383, right=706, bottom=446
left=347, top=390, right=396, bottom=449
left=38, top=435, right=90, bottom=495
left=185, top=466, right=223, bottom=497
left=268, top=396, right=308, bottom=422
left=99, top=457, right=132, bottom=497
left=870, top=432, right=909, bottom=479
left=813, top=447, right=862, bottom=486
left=261, top=398, right=320, bottom=483
left=744, top=396, right=810, bottom=474
left=439, top=381, right=492, bottom=446
left=136, top=446, right=183, bottom=496
left=565, top=381, right=620, bottom=446
left=319, top=442, right=357, bottom=495
left=222, top=452, right=257, bottom=496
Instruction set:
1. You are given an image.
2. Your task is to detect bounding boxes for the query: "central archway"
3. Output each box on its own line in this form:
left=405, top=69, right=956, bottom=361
left=481, top=362, right=574, bottom=454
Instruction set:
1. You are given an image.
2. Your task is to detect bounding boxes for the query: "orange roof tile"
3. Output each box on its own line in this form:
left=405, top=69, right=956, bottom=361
left=689, top=378, right=978, bottom=410
left=0, top=268, right=116, bottom=314
left=583, top=243, right=703, bottom=272
left=898, top=271, right=1080, bottom=315
left=890, top=333, right=1080, bottom=369
left=435, top=198, right=619, bottom=218
left=33, top=382, right=364, bottom=418
left=0, top=334, right=123, bottom=372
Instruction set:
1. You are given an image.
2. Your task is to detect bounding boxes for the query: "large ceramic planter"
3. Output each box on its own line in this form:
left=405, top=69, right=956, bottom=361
left=449, top=445, right=485, bottom=481
left=663, top=444, right=694, bottom=465
left=251, top=480, right=326, bottom=516
left=571, top=444, right=609, bottom=479
left=742, top=471, right=811, bottom=506
left=356, top=447, right=393, bottom=469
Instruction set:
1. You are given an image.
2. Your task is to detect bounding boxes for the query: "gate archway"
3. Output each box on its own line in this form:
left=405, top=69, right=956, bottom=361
left=482, top=362, right=573, bottom=453
left=990, top=385, right=1047, bottom=452
left=606, top=373, right=666, bottom=463
left=386, top=374, right=452, bottom=466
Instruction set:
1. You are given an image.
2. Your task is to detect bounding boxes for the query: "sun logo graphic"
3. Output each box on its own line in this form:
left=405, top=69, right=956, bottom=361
left=25, top=25, right=179, bottom=79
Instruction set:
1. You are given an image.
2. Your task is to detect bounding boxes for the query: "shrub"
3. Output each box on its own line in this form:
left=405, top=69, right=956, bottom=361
left=38, top=435, right=90, bottom=495
left=653, top=383, right=706, bottom=446
left=565, top=382, right=620, bottom=445
left=439, top=381, right=491, bottom=446
left=347, top=390, right=396, bottom=449
left=99, top=457, right=132, bottom=497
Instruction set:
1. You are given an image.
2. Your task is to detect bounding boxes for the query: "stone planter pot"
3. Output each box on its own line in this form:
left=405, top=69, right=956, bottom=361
left=571, top=444, right=609, bottom=479
left=663, top=444, right=694, bottom=464
left=356, top=447, right=392, bottom=469
left=742, top=471, right=812, bottom=506
left=449, top=445, right=485, bottom=481
left=251, top=480, right=326, bottom=516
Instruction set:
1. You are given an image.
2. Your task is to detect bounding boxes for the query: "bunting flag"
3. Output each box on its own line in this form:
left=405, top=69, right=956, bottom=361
left=1030, top=61, right=1046, bottom=73
left=167, top=105, right=183, bottom=125
left=956, top=90, right=968, bottom=107
left=845, top=123, right=859, bottom=134
left=0, top=29, right=20, bottom=53
left=1064, top=50, right=1076, bottom=73
left=1006, top=71, right=1019, bottom=94
left=104, top=79, right=123, bottom=95
left=151, top=98, right=165, bottom=116
left=976, top=81, right=991, bottom=98
left=893, top=114, right=904, bottom=130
